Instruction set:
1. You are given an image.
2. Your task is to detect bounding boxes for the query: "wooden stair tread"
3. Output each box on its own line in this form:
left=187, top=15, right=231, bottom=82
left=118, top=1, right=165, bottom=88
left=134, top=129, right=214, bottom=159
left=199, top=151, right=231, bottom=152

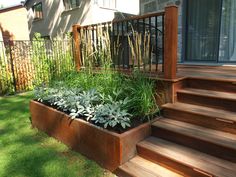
left=178, top=88, right=236, bottom=101
left=152, top=118, right=236, bottom=150
left=162, top=102, right=236, bottom=123
left=118, top=156, right=183, bottom=177
left=138, top=137, right=236, bottom=177
left=187, top=76, right=236, bottom=83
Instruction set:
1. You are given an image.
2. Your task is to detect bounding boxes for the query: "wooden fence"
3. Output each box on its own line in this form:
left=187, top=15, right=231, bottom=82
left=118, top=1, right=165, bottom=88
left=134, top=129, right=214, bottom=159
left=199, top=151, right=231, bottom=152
left=0, top=40, right=75, bottom=95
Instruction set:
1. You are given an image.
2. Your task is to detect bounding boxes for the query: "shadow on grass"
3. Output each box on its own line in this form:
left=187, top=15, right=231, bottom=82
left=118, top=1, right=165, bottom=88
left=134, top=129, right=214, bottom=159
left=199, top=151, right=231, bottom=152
left=0, top=92, right=113, bottom=177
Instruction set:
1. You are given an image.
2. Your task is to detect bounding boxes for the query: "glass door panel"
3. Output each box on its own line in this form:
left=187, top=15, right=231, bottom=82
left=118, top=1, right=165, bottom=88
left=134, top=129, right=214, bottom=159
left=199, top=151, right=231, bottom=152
left=186, top=0, right=222, bottom=61
left=219, top=0, right=236, bottom=62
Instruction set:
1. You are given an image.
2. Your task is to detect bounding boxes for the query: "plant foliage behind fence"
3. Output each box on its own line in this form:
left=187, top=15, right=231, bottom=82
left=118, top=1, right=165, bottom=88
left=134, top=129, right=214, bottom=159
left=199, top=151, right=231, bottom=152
left=0, top=40, right=75, bottom=95
left=77, top=11, right=165, bottom=72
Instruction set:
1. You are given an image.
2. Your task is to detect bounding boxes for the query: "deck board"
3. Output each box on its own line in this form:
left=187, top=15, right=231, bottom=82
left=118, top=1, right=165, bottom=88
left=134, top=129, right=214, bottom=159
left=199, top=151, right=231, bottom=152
left=118, top=156, right=183, bottom=177
left=177, top=65, right=236, bottom=81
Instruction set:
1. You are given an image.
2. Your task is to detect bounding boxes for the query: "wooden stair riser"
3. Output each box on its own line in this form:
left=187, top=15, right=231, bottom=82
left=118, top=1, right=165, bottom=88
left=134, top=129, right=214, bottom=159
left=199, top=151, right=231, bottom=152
left=177, top=92, right=236, bottom=112
left=114, top=169, right=133, bottom=177
left=187, top=79, right=236, bottom=93
left=137, top=145, right=214, bottom=177
left=163, top=108, right=236, bottom=134
left=151, top=126, right=236, bottom=162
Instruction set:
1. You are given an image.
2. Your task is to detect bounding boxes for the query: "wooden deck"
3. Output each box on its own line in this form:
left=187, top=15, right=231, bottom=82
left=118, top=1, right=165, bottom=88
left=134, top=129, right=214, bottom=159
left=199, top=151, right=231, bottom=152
left=177, top=64, right=236, bottom=81
left=133, top=64, right=236, bottom=82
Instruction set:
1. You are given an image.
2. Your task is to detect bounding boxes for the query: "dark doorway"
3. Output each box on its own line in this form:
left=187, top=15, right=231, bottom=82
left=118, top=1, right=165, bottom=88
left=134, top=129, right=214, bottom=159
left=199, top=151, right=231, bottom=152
left=185, top=0, right=222, bottom=62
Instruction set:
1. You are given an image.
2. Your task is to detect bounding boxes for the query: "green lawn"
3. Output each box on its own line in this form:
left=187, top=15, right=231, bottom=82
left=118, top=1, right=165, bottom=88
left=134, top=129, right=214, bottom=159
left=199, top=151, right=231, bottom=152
left=0, top=92, right=114, bottom=177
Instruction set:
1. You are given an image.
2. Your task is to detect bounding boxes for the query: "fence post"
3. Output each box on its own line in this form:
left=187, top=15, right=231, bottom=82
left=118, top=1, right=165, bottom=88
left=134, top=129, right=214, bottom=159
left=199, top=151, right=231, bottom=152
left=164, top=5, right=178, bottom=79
left=72, top=24, right=82, bottom=71
left=8, top=40, right=17, bottom=93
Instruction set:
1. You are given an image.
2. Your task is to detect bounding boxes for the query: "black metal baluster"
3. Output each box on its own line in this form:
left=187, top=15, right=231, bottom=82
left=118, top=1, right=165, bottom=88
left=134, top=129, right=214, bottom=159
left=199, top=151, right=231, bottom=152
left=122, top=21, right=125, bottom=69
left=92, top=25, right=95, bottom=66
left=155, top=16, right=158, bottom=72
left=22, top=41, right=26, bottom=91
left=126, top=20, right=129, bottom=68
left=143, top=18, right=146, bottom=71
left=111, top=22, right=115, bottom=68
left=116, top=22, right=120, bottom=68
left=162, top=14, right=165, bottom=73
left=149, top=17, right=152, bottom=72
left=131, top=19, right=134, bottom=68
left=8, top=41, right=17, bottom=93
left=137, top=19, right=140, bottom=70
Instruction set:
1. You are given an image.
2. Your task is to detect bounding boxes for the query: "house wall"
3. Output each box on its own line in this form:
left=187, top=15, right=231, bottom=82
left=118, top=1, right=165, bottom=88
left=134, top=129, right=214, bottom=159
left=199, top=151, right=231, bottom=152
left=26, top=0, right=139, bottom=39
left=116, top=0, right=139, bottom=15
left=140, top=0, right=183, bottom=61
left=0, top=6, right=29, bottom=41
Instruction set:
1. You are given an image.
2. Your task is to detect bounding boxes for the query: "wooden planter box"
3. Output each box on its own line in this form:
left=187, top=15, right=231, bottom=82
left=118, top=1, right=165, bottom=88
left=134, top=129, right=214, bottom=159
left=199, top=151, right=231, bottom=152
left=30, top=100, right=152, bottom=171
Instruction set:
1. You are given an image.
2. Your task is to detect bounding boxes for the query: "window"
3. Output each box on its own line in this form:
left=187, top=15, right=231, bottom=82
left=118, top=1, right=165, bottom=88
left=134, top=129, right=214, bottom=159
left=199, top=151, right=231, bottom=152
left=97, top=0, right=116, bottom=9
left=63, top=0, right=81, bottom=10
left=144, top=1, right=157, bottom=13
left=32, top=2, right=43, bottom=20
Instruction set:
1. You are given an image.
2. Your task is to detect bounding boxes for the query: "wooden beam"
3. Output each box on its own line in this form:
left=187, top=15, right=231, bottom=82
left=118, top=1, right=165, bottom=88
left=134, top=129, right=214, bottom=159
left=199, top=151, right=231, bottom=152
left=164, top=5, right=178, bottom=79
left=72, top=25, right=82, bottom=71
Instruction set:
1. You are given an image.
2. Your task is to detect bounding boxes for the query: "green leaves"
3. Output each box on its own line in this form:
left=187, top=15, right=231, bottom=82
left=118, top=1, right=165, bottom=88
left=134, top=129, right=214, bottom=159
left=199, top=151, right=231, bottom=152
left=92, top=102, right=131, bottom=129
left=34, top=70, right=160, bottom=131
left=123, top=71, right=160, bottom=120
left=34, top=85, right=132, bottom=130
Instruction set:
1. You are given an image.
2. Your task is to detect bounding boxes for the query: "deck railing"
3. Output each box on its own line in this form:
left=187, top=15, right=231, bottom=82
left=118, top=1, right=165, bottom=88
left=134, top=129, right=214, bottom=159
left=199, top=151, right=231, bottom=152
left=0, top=6, right=178, bottom=95
left=72, top=5, right=178, bottom=79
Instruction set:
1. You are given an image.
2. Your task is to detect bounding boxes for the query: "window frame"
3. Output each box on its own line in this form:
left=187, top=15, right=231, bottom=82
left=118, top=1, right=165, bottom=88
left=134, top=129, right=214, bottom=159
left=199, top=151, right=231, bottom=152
left=97, top=0, right=117, bottom=10
left=143, top=1, right=157, bottom=13
left=32, top=2, right=43, bottom=20
left=63, top=0, right=81, bottom=11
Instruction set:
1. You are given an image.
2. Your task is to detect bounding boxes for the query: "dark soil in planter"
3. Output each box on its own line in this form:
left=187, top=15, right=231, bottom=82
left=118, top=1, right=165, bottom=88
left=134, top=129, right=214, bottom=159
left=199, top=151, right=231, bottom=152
left=35, top=100, right=155, bottom=134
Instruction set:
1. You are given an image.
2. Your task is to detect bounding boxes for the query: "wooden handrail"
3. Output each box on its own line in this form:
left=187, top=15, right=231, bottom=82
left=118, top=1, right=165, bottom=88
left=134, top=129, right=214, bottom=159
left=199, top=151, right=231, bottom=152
left=112, top=11, right=165, bottom=23
left=74, top=11, right=165, bottom=30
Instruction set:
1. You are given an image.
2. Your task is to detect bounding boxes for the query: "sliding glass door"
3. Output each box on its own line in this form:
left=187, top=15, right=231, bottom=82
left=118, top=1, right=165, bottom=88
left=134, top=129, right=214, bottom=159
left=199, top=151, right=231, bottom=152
left=219, top=0, right=236, bottom=62
left=185, top=0, right=222, bottom=62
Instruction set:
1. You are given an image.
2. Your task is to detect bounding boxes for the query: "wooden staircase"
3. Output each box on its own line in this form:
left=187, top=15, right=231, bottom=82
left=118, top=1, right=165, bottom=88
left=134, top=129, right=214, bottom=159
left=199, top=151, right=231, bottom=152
left=116, top=78, right=236, bottom=177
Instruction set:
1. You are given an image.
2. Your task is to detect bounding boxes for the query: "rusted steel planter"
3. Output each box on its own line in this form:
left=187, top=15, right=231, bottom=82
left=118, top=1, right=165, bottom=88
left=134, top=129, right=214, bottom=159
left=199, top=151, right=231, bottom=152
left=30, top=100, right=152, bottom=171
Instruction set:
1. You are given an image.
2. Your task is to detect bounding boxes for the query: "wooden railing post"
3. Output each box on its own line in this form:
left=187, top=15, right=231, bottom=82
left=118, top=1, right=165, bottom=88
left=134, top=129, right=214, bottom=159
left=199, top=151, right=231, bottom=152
left=72, top=24, right=82, bottom=71
left=164, top=5, right=178, bottom=79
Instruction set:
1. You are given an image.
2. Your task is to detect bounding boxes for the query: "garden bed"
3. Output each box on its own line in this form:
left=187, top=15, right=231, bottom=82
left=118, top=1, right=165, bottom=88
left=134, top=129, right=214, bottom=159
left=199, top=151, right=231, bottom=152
left=30, top=100, right=153, bottom=171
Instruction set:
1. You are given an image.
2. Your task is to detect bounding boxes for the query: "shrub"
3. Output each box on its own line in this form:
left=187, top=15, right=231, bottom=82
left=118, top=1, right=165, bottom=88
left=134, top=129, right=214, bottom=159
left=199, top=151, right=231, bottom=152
left=34, top=45, right=160, bottom=131
left=35, top=85, right=132, bottom=130
left=49, top=69, right=160, bottom=120
left=92, top=103, right=131, bottom=129
left=53, top=70, right=125, bottom=98
left=124, top=71, right=159, bottom=120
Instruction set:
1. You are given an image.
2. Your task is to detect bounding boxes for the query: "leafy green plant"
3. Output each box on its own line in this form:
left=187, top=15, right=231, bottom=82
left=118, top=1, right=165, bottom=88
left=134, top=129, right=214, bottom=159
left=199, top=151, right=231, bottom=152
left=0, top=59, right=14, bottom=94
left=69, top=89, right=101, bottom=120
left=55, top=70, right=125, bottom=97
left=49, top=69, right=160, bottom=119
left=0, top=44, right=14, bottom=95
left=34, top=85, right=133, bottom=130
left=92, top=102, right=131, bottom=129
left=124, top=71, right=160, bottom=120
